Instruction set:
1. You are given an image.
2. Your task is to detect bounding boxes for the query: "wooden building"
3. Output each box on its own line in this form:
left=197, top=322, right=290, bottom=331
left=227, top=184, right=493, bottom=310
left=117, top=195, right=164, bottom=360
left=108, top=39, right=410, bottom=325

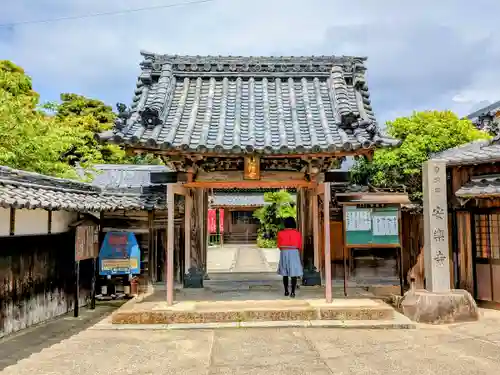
left=85, top=164, right=184, bottom=283
left=98, top=52, right=400, bottom=304
left=210, top=189, right=297, bottom=244
left=0, top=165, right=179, bottom=337
left=434, top=134, right=500, bottom=304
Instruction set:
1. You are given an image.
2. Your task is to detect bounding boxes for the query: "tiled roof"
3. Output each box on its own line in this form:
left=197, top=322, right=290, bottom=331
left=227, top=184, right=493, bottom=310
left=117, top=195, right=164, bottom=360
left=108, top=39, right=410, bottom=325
left=432, top=138, right=500, bottom=166
left=82, top=164, right=170, bottom=193
left=211, top=192, right=297, bottom=207
left=0, top=166, right=166, bottom=212
left=98, top=52, right=399, bottom=154
left=466, top=100, right=500, bottom=121
left=455, top=174, right=500, bottom=198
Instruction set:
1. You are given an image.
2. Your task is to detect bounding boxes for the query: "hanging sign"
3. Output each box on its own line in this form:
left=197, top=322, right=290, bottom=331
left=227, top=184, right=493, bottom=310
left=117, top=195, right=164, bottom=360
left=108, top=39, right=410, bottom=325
left=208, top=209, right=224, bottom=233
left=75, top=225, right=98, bottom=261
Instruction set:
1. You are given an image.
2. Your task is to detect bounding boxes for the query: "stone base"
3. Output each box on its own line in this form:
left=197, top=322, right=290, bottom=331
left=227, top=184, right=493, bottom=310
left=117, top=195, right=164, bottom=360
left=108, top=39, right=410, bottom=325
left=401, top=289, right=479, bottom=324
left=111, top=299, right=396, bottom=324
left=302, top=271, right=321, bottom=286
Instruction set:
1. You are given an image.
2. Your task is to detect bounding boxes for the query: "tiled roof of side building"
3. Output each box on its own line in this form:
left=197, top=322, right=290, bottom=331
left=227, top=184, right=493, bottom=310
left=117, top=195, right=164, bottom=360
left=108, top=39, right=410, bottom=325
left=81, top=164, right=170, bottom=193
left=455, top=174, right=500, bottom=198
left=432, top=138, right=500, bottom=166
left=0, top=166, right=167, bottom=212
left=211, top=192, right=297, bottom=207
left=98, top=52, right=400, bottom=154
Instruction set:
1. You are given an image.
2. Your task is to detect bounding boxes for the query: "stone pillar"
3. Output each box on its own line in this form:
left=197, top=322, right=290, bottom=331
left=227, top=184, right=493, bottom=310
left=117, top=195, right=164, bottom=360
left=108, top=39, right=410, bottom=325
left=401, top=159, right=479, bottom=324
left=422, top=160, right=451, bottom=292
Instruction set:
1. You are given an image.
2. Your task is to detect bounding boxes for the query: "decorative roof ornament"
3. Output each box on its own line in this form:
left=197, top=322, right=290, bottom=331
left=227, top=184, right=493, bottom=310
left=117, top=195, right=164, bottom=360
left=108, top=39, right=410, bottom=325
left=140, top=107, right=162, bottom=129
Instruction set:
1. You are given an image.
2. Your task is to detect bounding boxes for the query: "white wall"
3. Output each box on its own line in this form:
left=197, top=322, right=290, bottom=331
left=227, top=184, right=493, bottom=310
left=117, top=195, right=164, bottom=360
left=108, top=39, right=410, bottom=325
left=0, top=208, right=77, bottom=236
left=52, top=211, right=78, bottom=234
left=0, top=208, right=9, bottom=236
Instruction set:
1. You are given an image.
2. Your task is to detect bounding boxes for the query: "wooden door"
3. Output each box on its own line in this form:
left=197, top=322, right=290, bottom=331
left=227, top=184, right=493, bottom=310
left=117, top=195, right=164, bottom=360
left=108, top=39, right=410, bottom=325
left=473, top=212, right=500, bottom=303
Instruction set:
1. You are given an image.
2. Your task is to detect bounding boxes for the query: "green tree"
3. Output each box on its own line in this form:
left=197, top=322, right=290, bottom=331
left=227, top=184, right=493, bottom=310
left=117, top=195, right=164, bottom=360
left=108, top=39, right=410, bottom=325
left=253, top=190, right=297, bottom=248
left=46, top=93, right=128, bottom=166
left=350, top=110, right=490, bottom=201
left=0, top=60, right=82, bottom=178
left=48, top=94, right=162, bottom=166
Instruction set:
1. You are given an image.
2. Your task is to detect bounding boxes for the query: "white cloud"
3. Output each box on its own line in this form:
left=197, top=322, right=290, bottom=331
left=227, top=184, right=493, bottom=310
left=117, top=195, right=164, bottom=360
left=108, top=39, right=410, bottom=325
left=1, top=0, right=500, bottom=122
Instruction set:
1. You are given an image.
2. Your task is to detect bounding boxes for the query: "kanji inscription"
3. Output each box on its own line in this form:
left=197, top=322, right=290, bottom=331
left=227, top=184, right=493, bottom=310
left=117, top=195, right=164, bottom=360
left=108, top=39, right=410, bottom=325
left=423, top=160, right=451, bottom=292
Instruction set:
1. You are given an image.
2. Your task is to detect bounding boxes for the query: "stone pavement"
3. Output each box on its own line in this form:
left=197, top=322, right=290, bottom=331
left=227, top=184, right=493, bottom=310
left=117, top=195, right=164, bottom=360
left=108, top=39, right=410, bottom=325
left=206, top=246, right=238, bottom=272
left=207, top=245, right=278, bottom=273
left=0, top=302, right=124, bottom=371
left=1, top=309, right=500, bottom=374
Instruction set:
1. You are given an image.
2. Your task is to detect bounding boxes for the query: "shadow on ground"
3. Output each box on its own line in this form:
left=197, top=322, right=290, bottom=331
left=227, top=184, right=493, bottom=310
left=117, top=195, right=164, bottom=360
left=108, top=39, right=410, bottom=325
left=0, top=301, right=124, bottom=371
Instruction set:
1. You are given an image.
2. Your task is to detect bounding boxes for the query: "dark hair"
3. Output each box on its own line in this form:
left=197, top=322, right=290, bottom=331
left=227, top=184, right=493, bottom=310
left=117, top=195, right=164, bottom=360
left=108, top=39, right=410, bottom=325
left=283, top=217, right=297, bottom=229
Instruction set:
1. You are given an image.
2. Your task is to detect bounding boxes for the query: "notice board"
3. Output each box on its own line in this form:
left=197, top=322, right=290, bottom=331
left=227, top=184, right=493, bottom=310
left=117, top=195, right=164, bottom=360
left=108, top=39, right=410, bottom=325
left=344, top=206, right=400, bottom=246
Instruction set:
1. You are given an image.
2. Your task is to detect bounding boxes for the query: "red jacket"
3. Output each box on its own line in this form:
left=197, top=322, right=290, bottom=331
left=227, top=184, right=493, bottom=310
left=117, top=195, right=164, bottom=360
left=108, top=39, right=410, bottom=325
left=277, top=229, right=302, bottom=251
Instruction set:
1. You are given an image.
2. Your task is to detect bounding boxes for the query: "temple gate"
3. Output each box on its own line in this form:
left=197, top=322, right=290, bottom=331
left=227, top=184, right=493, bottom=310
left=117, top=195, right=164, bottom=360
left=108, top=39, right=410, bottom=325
left=98, top=52, right=399, bottom=304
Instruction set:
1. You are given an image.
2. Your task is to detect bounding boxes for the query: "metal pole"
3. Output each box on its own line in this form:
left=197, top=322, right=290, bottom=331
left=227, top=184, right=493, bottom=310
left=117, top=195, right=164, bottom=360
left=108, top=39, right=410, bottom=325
left=324, top=183, right=332, bottom=303
left=166, top=187, right=175, bottom=305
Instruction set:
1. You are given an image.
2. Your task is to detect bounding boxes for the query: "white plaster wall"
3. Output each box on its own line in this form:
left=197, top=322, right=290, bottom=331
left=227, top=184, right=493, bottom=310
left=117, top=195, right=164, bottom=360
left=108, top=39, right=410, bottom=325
left=15, top=209, right=50, bottom=235
left=51, top=210, right=77, bottom=234
left=0, top=208, right=76, bottom=236
left=0, top=208, right=9, bottom=236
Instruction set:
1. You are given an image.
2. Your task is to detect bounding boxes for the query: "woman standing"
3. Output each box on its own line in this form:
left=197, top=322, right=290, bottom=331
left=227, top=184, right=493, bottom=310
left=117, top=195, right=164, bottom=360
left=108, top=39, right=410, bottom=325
left=277, top=217, right=303, bottom=297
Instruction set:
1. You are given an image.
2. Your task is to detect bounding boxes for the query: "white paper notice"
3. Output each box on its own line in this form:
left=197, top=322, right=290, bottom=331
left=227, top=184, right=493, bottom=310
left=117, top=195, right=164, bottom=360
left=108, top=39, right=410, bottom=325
left=372, top=215, right=398, bottom=236
left=346, top=209, right=372, bottom=231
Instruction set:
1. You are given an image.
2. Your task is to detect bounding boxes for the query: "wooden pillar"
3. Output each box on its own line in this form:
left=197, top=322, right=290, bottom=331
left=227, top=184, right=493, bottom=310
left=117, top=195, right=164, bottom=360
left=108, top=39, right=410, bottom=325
left=166, top=186, right=175, bottom=305
left=47, top=210, right=52, bottom=234
left=184, top=190, right=192, bottom=273
left=197, top=189, right=204, bottom=269
left=324, top=183, right=332, bottom=303
left=200, top=189, right=208, bottom=275
left=147, top=210, right=155, bottom=282
left=312, top=192, right=320, bottom=270
left=9, top=207, right=15, bottom=236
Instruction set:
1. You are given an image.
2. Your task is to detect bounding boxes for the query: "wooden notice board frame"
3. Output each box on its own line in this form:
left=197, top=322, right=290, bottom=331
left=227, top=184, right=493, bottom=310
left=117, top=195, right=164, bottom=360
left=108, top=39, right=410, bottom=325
left=341, top=204, right=404, bottom=296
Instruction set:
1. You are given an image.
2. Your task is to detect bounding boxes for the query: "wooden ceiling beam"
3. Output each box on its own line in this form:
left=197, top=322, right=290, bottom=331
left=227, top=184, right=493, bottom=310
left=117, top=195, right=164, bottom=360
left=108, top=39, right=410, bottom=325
left=183, top=180, right=313, bottom=189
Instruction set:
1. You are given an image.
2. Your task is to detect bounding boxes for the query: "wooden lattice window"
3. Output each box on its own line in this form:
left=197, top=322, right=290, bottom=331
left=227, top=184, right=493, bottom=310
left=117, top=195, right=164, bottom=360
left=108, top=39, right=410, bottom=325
left=474, top=213, right=500, bottom=259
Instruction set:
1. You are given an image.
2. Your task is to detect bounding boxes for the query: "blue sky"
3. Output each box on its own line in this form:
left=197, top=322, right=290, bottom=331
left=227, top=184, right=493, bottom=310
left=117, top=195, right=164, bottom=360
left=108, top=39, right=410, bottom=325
left=1, top=0, right=499, bottom=125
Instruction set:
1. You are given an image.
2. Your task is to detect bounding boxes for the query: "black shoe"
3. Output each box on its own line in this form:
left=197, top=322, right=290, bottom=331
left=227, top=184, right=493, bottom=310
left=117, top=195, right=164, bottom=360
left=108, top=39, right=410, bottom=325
left=284, top=290, right=290, bottom=296
left=290, top=292, right=295, bottom=298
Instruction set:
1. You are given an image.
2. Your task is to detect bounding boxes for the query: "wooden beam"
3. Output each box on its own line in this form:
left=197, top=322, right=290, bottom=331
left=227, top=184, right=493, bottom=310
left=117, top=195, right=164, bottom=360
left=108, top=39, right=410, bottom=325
left=128, top=147, right=373, bottom=159
left=183, top=180, right=313, bottom=189
left=312, top=193, right=320, bottom=270
left=166, top=187, right=175, bottom=305
left=184, top=190, right=192, bottom=272
left=47, top=210, right=52, bottom=234
left=323, top=182, right=332, bottom=303
left=9, top=207, right=15, bottom=236
left=316, top=183, right=325, bottom=196
left=171, top=183, right=187, bottom=196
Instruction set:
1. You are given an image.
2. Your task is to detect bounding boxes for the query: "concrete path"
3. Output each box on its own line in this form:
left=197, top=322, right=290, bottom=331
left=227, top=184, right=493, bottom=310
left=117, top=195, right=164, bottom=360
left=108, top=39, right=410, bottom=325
left=207, top=246, right=238, bottom=272
left=207, top=245, right=275, bottom=273
left=232, top=245, right=272, bottom=272
left=1, top=309, right=500, bottom=374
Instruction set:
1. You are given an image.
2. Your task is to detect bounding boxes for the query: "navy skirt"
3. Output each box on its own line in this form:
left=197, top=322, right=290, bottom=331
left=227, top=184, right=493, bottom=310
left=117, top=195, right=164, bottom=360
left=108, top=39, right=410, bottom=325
left=277, top=248, right=303, bottom=277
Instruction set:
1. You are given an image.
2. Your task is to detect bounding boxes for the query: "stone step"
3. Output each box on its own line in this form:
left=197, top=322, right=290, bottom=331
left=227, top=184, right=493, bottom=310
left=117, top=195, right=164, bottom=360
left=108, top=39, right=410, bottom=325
left=110, top=298, right=396, bottom=325
left=95, top=312, right=416, bottom=330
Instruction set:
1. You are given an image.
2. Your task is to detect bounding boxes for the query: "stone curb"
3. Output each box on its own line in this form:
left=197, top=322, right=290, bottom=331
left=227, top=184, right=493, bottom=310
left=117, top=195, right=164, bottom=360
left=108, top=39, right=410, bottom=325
left=90, top=313, right=416, bottom=331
